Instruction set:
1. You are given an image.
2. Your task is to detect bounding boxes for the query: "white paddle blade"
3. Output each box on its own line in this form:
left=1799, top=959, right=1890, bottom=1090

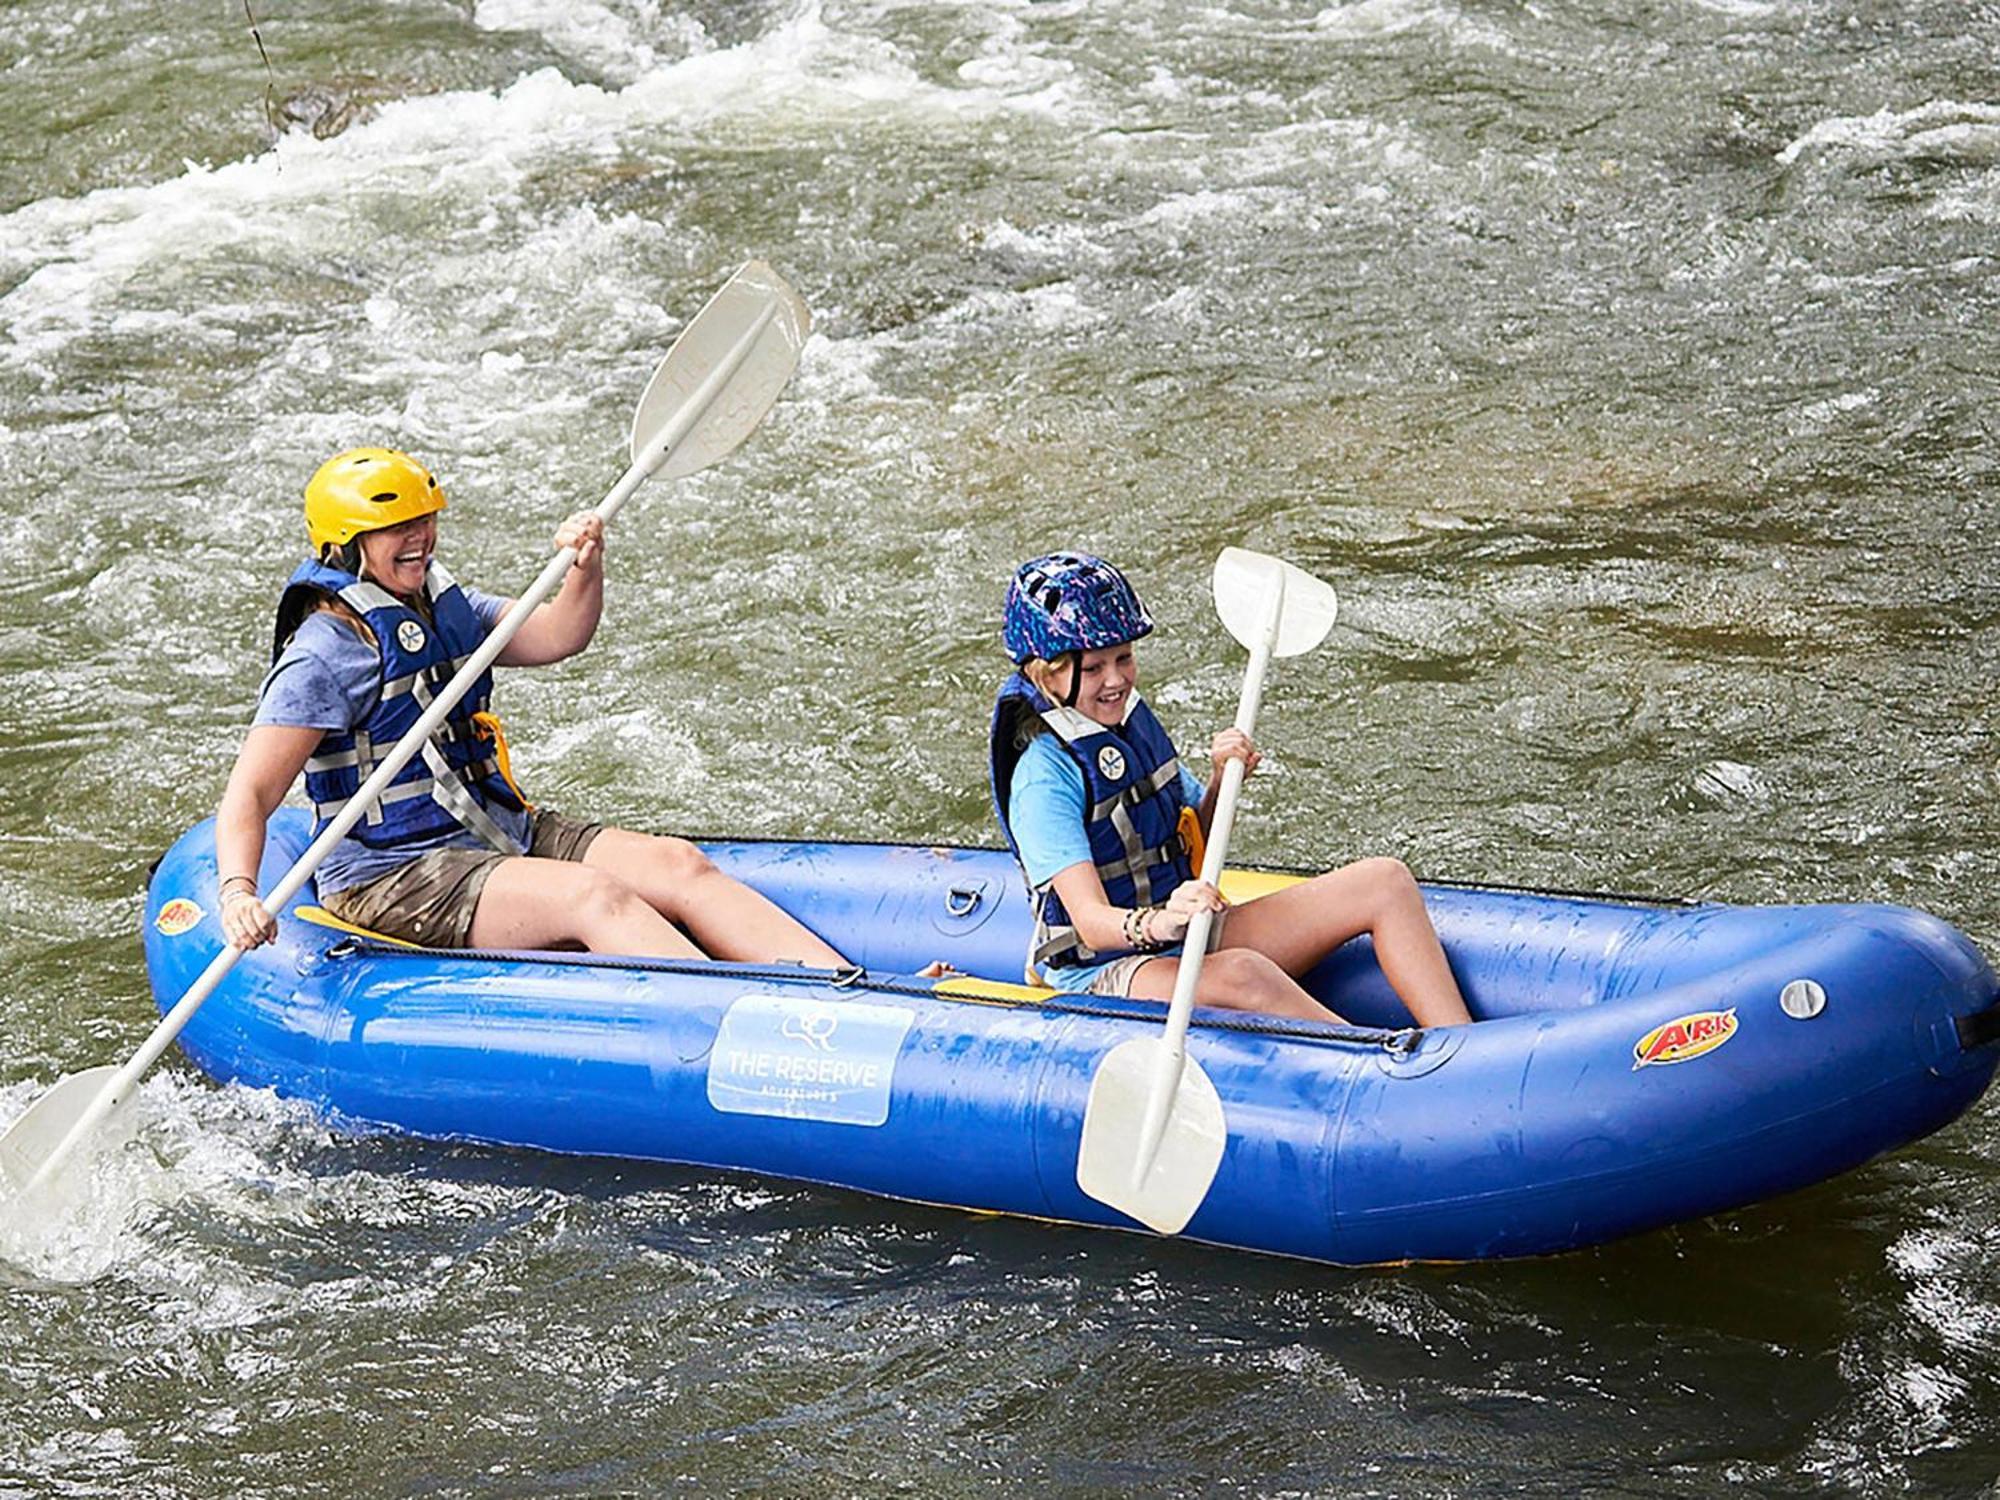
left=1213, top=547, right=1339, bottom=658
left=1076, top=1038, right=1226, bottom=1234
left=630, top=260, right=812, bottom=479
left=0, top=1066, right=124, bottom=1197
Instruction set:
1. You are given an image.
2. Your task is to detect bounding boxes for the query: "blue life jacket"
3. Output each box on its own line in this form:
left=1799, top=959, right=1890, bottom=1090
left=988, top=671, right=1194, bottom=978
left=274, top=558, right=525, bottom=854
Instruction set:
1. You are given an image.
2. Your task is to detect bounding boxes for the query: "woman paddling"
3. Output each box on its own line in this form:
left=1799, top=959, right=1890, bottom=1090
left=215, top=446, right=849, bottom=966
left=988, top=552, right=1473, bottom=1027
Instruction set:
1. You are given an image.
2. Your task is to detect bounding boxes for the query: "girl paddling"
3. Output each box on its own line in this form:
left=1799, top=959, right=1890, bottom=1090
left=988, top=552, right=1472, bottom=1027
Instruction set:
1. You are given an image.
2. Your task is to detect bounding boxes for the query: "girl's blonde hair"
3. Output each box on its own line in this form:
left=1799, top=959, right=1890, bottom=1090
left=1021, top=656, right=1070, bottom=701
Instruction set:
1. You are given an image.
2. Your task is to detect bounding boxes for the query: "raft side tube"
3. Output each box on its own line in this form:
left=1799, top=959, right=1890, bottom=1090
left=139, top=811, right=2000, bottom=1264
left=1331, top=909, right=2000, bottom=1261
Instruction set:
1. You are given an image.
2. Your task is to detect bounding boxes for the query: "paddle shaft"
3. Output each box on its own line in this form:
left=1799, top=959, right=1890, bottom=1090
left=1130, top=573, right=1286, bottom=1179
left=23, top=298, right=782, bottom=1194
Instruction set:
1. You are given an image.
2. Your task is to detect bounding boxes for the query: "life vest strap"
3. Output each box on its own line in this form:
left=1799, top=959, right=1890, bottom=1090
left=1177, top=804, right=1206, bottom=878
left=471, top=710, right=535, bottom=812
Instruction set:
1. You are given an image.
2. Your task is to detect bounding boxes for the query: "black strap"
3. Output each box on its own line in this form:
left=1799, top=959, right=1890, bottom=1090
left=1955, top=999, right=2000, bottom=1051
left=327, top=938, right=1405, bottom=1046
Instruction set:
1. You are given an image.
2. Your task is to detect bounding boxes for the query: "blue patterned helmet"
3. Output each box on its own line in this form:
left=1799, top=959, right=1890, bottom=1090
left=1002, top=553, right=1154, bottom=664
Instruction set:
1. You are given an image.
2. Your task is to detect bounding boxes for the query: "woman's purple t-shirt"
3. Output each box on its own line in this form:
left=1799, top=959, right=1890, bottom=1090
left=253, top=587, right=532, bottom=895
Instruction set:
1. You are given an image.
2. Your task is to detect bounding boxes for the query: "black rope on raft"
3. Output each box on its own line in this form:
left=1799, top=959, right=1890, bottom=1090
left=657, top=831, right=1706, bottom=910
left=322, top=938, right=1412, bottom=1049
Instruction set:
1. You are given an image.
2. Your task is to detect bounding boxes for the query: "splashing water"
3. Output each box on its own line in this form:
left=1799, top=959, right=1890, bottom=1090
left=5, top=0, right=2000, bottom=1492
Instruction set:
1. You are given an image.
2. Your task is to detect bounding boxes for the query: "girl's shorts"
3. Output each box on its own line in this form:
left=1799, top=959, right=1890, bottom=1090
left=1084, top=953, right=1160, bottom=997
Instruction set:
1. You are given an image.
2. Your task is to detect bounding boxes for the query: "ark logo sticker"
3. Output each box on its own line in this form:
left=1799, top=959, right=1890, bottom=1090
left=707, top=993, right=916, bottom=1126
left=397, top=619, right=427, bottom=653
left=154, top=898, right=203, bottom=936
left=1632, top=1008, right=1738, bottom=1070
left=1097, top=744, right=1127, bottom=781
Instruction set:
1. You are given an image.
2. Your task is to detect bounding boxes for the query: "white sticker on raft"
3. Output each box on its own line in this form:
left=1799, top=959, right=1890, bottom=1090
left=706, top=994, right=916, bottom=1127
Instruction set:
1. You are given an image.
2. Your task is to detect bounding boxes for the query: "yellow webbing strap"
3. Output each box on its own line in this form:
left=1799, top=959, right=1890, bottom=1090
left=293, top=905, right=420, bottom=948
left=1218, top=869, right=1304, bottom=902
left=470, top=709, right=535, bottom=811
left=1177, top=803, right=1206, bottom=877
left=933, top=975, right=1056, bottom=1005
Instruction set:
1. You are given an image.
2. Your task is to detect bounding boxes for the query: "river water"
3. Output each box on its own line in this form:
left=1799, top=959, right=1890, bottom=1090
left=4, top=0, right=1999, bottom=1493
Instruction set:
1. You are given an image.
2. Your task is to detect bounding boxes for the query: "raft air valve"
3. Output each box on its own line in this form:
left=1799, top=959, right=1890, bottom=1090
left=1780, top=979, right=1827, bottom=1020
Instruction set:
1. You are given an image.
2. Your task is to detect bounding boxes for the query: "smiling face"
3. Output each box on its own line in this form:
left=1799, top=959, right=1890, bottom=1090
left=1041, top=642, right=1138, bottom=727
left=354, top=513, right=438, bottom=597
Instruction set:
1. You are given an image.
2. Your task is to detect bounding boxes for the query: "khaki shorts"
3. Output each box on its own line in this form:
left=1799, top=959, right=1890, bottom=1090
left=319, top=810, right=604, bottom=949
left=1077, top=930, right=1206, bottom=997
left=1080, top=964, right=1160, bottom=1000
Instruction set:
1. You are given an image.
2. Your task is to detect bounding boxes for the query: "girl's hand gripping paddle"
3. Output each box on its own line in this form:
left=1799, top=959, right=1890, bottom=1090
left=1074, top=547, right=1339, bottom=1234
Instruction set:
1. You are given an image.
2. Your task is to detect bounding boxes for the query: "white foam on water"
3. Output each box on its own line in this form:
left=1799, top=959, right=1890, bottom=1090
left=977, top=217, right=1118, bottom=272
left=612, top=2, right=1027, bottom=130
left=1133, top=184, right=1322, bottom=238
left=0, top=1063, right=576, bottom=1362
left=1676, top=0, right=1791, bottom=17
left=954, top=6, right=1079, bottom=106
left=1315, top=0, right=1442, bottom=37
left=1689, top=759, right=1772, bottom=805
left=1206, top=115, right=1444, bottom=212
left=475, top=0, right=714, bottom=88
left=1313, top=0, right=1513, bottom=52
left=907, top=135, right=1434, bottom=346
left=932, top=280, right=1108, bottom=336
left=1928, top=182, right=2000, bottom=225
left=0, top=1, right=1113, bottom=381
left=1889, top=1224, right=2000, bottom=1358
left=531, top=705, right=710, bottom=800
left=790, top=328, right=890, bottom=409
left=0, top=1072, right=320, bottom=1298
left=1, top=68, right=615, bottom=371
left=1142, top=284, right=1211, bottom=326
left=1786, top=389, right=1877, bottom=433
left=929, top=121, right=1433, bottom=324
left=1776, top=100, right=2000, bottom=168
left=1138, top=63, right=1187, bottom=105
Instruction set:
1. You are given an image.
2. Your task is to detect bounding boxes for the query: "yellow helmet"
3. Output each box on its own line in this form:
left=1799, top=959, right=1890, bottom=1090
left=303, top=447, right=446, bottom=551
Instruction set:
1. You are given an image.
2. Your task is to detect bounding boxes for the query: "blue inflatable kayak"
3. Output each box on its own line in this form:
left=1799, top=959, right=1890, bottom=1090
left=142, top=809, right=2000, bottom=1264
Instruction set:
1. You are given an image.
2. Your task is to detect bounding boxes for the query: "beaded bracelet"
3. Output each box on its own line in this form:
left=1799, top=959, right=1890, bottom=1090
left=1124, top=905, right=1165, bottom=952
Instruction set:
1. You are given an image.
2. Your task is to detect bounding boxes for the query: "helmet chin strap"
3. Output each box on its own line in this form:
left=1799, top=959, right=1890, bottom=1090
left=1062, top=651, right=1083, bottom=708
left=331, top=536, right=434, bottom=614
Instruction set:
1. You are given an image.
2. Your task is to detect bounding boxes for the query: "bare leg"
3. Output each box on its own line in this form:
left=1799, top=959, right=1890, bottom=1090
left=469, top=856, right=704, bottom=957
left=582, top=827, right=848, bottom=967
left=1124, top=948, right=1343, bottom=1024
left=1219, top=856, right=1471, bottom=1027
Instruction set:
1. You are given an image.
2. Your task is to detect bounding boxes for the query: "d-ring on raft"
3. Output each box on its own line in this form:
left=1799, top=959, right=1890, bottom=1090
left=137, top=808, right=2000, bottom=1266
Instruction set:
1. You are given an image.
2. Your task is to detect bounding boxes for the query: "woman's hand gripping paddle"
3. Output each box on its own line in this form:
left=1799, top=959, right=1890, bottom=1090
left=1074, top=548, right=1339, bottom=1234
left=0, top=261, right=812, bottom=1205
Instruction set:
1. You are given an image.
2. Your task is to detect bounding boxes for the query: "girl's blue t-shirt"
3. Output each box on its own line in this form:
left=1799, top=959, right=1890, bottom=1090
left=253, top=586, right=532, bottom=895
left=1008, top=733, right=1204, bottom=991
